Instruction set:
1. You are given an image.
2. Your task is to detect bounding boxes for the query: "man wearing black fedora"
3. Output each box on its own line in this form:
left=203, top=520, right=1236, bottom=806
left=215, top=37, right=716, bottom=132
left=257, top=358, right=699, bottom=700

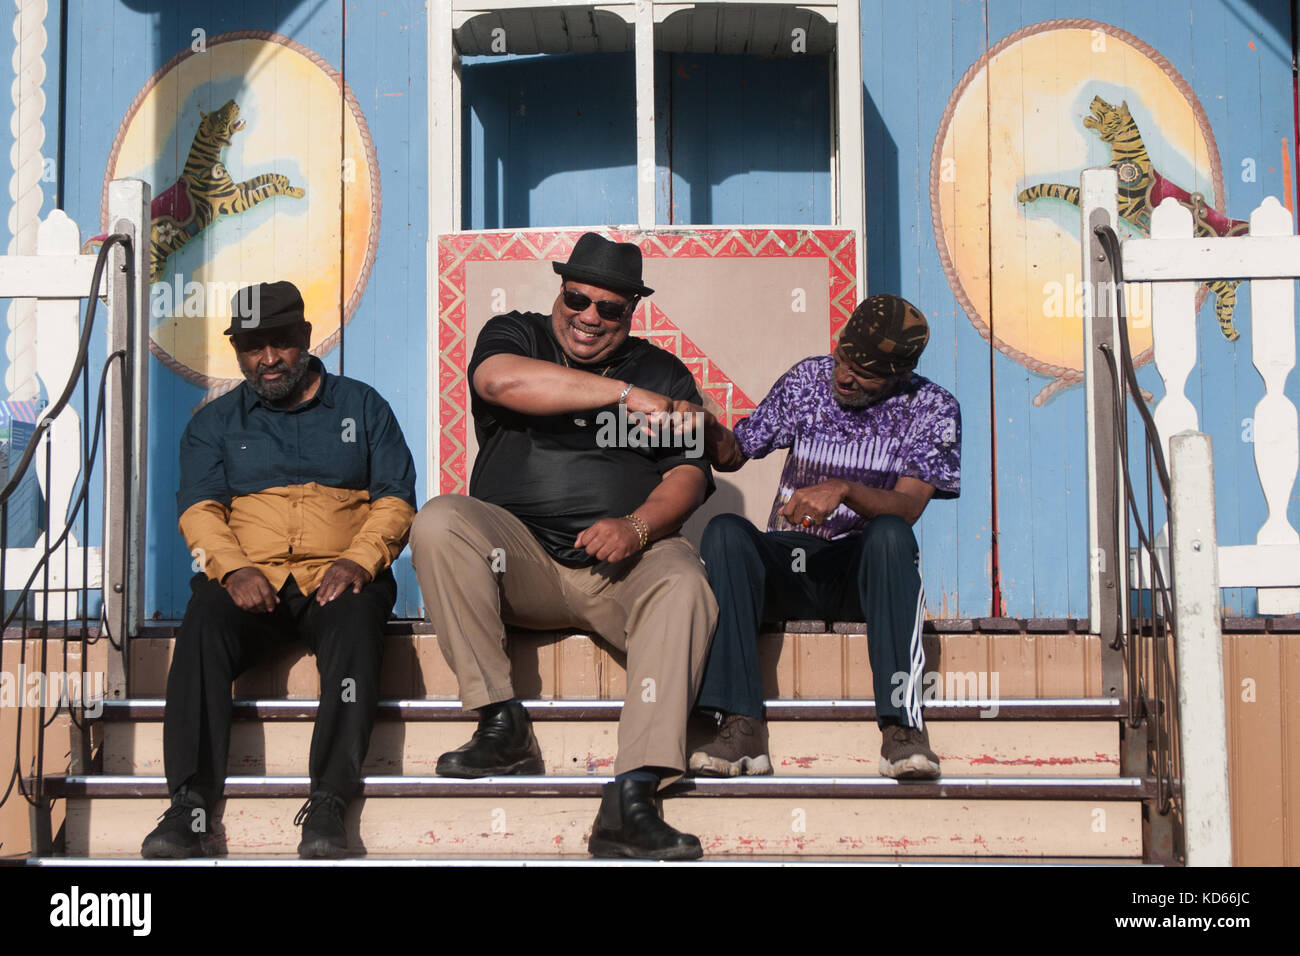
left=410, top=233, right=718, bottom=860
left=141, top=280, right=417, bottom=860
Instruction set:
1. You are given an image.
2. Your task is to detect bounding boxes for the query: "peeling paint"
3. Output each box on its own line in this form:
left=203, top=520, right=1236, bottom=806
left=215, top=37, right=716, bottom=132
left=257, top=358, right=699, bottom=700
left=966, top=751, right=1116, bottom=767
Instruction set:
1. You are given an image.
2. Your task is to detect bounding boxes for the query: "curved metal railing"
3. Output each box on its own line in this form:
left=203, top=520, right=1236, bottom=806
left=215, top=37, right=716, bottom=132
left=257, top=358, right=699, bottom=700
left=1093, top=224, right=1184, bottom=840
left=0, top=233, right=135, bottom=840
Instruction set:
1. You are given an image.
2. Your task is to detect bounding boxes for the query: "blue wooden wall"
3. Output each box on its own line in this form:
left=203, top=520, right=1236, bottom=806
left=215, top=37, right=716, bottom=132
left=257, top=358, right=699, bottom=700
left=24, top=0, right=430, bottom=619
left=1, top=0, right=1295, bottom=620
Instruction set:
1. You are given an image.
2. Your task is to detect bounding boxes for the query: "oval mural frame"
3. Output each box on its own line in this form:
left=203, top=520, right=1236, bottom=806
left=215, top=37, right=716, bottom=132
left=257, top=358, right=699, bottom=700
left=930, top=18, right=1227, bottom=405
left=99, top=30, right=382, bottom=401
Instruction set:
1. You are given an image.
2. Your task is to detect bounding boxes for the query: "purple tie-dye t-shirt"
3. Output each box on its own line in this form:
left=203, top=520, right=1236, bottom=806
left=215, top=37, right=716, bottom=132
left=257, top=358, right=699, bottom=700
left=733, top=356, right=961, bottom=540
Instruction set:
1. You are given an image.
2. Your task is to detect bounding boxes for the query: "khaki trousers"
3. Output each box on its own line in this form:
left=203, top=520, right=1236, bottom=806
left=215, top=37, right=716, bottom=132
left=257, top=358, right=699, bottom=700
left=409, top=494, right=718, bottom=781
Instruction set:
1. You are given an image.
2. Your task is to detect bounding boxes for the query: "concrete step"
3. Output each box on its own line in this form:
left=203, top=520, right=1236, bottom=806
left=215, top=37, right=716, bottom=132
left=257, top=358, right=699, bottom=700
left=127, top=626, right=1106, bottom=700
left=98, top=698, right=1123, bottom=778
left=51, top=774, right=1148, bottom=858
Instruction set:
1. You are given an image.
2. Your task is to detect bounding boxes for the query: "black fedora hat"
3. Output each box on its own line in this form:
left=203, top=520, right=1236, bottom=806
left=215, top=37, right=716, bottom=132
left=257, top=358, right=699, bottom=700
left=553, top=233, right=654, bottom=297
left=223, top=280, right=307, bottom=335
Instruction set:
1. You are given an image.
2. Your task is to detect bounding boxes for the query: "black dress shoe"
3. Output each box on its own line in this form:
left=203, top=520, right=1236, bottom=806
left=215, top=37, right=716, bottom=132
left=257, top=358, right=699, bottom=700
left=436, top=700, right=545, bottom=777
left=587, top=777, right=703, bottom=860
left=295, top=790, right=350, bottom=859
left=140, top=787, right=208, bottom=859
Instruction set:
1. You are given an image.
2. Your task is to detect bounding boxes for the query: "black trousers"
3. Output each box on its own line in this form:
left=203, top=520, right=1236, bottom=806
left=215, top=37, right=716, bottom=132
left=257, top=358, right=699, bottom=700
left=694, top=513, right=926, bottom=727
left=163, top=569, right=396, bottom=807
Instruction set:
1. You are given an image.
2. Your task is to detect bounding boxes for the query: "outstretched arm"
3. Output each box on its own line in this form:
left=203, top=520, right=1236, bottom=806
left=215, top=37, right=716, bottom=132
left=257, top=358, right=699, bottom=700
left=474, top=354, right=672, bottom=417
left=669, top=401, right=748, bottom=472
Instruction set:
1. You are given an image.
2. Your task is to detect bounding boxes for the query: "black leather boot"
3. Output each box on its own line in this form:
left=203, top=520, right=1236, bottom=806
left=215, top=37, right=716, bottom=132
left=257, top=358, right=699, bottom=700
left=587, top=777, right=703, bottom=860
left=436, top=700, right=544, bottom=777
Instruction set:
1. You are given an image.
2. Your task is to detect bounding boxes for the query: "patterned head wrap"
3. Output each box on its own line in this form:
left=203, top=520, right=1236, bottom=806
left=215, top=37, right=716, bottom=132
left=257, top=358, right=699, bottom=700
left=838, top=294, right=930, bottom=376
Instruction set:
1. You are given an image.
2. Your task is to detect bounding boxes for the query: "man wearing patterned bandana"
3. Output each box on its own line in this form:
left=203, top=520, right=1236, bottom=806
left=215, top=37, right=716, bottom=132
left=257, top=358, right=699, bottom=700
left=676, top=293, right=961, bottom=780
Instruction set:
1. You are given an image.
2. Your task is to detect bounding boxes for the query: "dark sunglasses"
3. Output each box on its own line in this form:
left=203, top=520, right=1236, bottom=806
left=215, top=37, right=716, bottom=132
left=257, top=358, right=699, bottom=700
left=562, top=287, right=635, bottom=321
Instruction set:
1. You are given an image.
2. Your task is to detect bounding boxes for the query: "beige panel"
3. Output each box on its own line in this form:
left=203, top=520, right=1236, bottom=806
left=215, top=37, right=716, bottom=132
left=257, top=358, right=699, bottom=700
left=128, top=637, right=173, bottom=697
left=1223, top=634, right=1246, bottom=864
left=990, top=634, right=1038, bottom=697
left=938, top=633, right=988, bottom=692
left=760, top=633, right=795, bottom=698
left=509, top=631, right=552, bottom=698
left=557, top=635, right=601, bottom=700
left=845, top=633, right=873, bottom=698
left=1282, top=635, right=1300, bottom=865
left=1082, top=634, right=1103, bottom=697
left=1224, top=633, right=1288, bottom=866
left=283, top=649, right=320, bottom=699
left=68, top=796, right=1142, bottom=858
left=416, top=635, right=460, bottom=699
left=1038, top=632, right=1089, bottom=697
left=795, top=633, right=843, bottom=699
left=380, top=635, right=419, bottom=700
left=600, top=643, right=627, bottom=699
left=1227, top=634, right=1285, bottom=866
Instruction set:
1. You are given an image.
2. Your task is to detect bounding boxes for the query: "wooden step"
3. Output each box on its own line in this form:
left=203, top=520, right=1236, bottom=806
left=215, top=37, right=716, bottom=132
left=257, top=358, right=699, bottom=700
left=51, top=774, right=1147, bottom=858
left=98, top=698, right=1123, bottom=778
left=31, top=855, right=1151, bottom=866
left=127, top=627, right=1105, bottom=700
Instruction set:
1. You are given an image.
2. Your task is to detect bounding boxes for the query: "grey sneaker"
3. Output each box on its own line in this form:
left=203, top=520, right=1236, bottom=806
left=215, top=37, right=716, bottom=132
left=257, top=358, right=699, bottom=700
left=879, top=723, right=941, bottom=779
left=689, top=712, right=773, bottom=777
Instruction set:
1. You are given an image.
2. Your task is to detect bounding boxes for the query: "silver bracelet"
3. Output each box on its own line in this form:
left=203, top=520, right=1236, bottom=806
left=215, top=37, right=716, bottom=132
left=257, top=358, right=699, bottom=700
left=617, top=383, right=634, bottom=405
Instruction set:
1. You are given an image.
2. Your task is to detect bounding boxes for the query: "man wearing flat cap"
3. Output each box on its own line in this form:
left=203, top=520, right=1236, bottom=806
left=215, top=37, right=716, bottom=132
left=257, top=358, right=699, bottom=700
left=679, top=293, right=961, bottom=780
left=141, top=280, right=417, bottom=860
left=409, top=233, right=718, bottom=860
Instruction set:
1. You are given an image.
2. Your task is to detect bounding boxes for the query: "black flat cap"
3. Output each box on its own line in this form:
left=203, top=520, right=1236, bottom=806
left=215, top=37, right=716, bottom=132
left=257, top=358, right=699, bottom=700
left=553, top=233, right=654, bottom=297
left=224, top=280, right=306, bottom=334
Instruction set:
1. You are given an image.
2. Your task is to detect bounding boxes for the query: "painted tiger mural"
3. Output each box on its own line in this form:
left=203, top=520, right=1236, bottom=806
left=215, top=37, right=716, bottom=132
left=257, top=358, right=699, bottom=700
left=1018, top=95, right=1248, bottom=341
left=148, top=99, right=305, bottom=283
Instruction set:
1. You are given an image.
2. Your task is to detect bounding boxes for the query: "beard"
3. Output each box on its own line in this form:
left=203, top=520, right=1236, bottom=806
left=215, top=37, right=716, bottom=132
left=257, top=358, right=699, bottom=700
left=244, top=349, right=313, bottom=403
left=833, top=377, right=902, bottom=409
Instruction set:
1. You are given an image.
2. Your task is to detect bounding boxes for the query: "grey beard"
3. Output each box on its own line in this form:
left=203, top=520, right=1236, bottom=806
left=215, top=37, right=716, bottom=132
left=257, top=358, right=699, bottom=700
left=245, top=350, right=313, bottom=403
left=834, top=378, right=901, bottom=409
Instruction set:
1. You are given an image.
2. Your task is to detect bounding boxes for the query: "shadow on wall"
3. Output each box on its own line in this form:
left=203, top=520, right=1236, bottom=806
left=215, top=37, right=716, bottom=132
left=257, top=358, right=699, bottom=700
left=657, top=52, right=832, bottom=227
left=460, top=50, right=835, bottom=230
left=862, top=85, right=898, bottom=297
left=460, top=52, right=638, bottom=230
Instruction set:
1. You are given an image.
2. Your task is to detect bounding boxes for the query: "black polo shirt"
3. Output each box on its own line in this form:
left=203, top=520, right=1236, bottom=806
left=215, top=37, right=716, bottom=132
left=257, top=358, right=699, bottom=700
left=468, top=311, right=714, bottom=565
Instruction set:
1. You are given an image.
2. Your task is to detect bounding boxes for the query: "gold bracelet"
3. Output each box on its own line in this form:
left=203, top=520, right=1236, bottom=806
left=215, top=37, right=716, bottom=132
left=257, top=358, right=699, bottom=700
left=622, top=513, right=650, bottom=550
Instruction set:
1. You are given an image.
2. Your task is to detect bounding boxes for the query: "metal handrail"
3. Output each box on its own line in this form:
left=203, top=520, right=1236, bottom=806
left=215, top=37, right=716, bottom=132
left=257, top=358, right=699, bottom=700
left=0, top=234, right=135, bottom=840
left=1093, top=224, right=1184, bottom=836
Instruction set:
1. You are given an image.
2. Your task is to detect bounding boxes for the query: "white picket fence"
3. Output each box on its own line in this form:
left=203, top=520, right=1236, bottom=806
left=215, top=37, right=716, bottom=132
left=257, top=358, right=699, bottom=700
left=0, top=180, right=149, bottom=639
left=1083, top=170, right=1300, bottom=615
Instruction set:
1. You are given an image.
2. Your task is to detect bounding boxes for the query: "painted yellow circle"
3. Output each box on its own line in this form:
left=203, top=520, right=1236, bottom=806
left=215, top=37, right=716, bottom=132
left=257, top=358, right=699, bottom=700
left=934, top=24, right=1222, bottom=377
left=104, top=34, right=377, bottom=386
